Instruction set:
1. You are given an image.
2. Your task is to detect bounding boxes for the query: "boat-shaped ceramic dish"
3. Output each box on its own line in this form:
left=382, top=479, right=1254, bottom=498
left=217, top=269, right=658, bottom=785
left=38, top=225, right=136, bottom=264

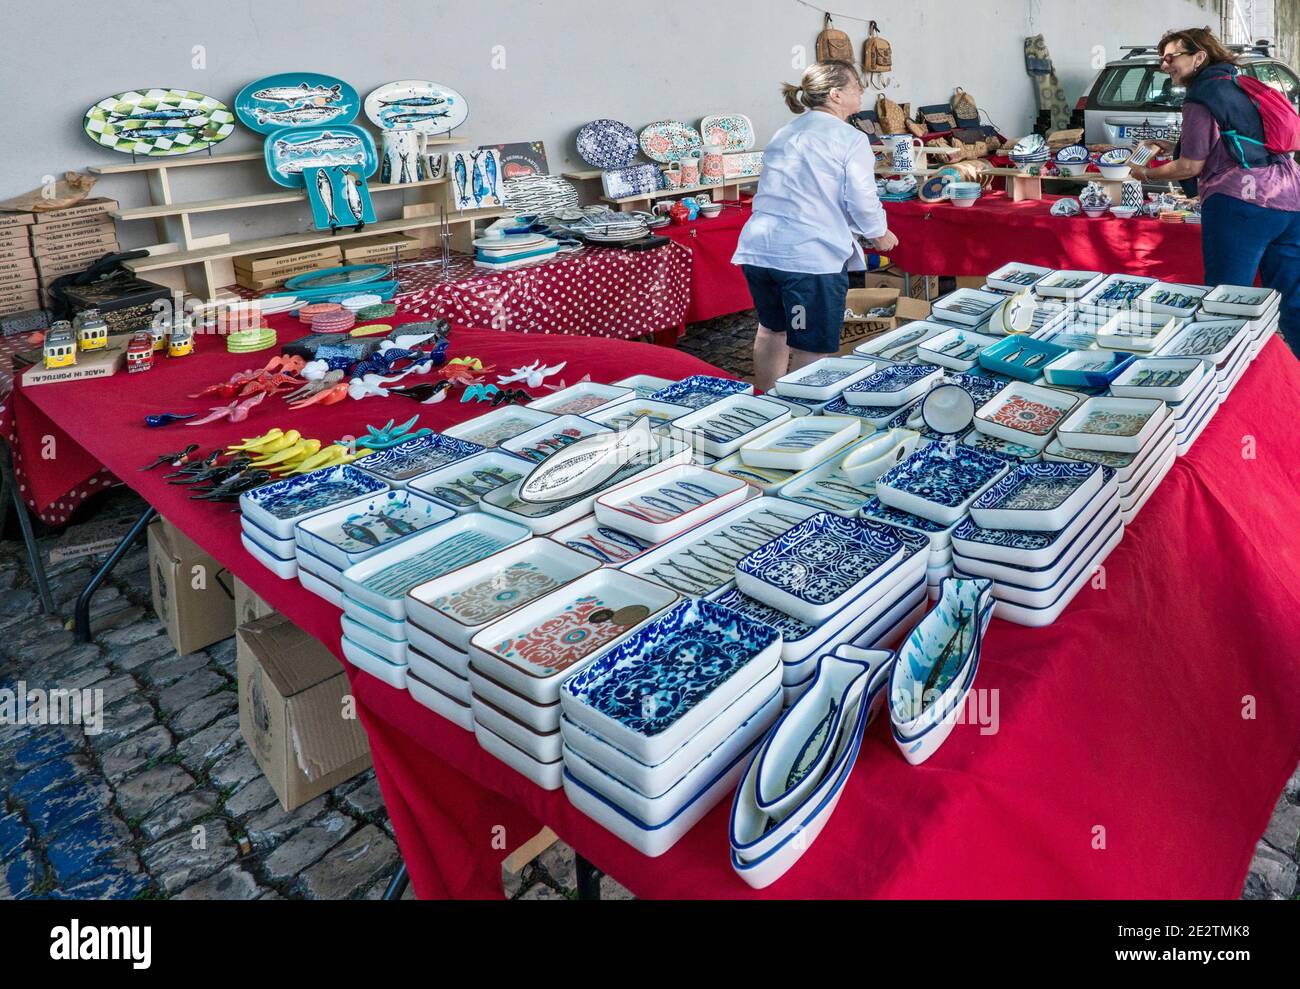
left=839, top=428, right=921, bottom=488
left=240, top=464, right=389, bottom=540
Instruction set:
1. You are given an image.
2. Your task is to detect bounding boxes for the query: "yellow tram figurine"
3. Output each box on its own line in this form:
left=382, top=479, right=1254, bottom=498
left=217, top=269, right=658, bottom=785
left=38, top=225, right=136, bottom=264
left=73, top=308, right=109, bottom=352
left=167, top=319, right=195, bottom=358
left=148, top=319, right=170, bottom=353
left=42, top=321, right=77, bottom=369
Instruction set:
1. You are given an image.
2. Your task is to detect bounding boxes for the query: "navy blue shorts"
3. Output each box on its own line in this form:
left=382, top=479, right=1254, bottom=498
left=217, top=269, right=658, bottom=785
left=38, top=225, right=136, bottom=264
left=741, top=263, right=848, bottom=354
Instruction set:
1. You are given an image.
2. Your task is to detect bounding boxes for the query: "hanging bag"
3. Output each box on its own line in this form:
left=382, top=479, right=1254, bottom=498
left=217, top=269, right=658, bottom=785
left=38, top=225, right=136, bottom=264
left=815, top=13, right=854, bottom=63
left=1234, top=75, right=1300, bottom=154
left=951, top=87, right=980, bottom=127
left=863, top=20, right=892, bottom=88
left=876, top=94, right=907, bottom=136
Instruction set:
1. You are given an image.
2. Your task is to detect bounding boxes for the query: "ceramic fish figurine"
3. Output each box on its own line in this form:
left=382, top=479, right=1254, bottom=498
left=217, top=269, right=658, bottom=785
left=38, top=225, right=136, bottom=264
left=517, top=416, right=660, bottom=504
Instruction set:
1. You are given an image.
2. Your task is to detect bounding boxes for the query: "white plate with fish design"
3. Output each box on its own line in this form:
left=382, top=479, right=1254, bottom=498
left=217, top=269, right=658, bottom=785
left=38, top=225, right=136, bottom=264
left=673, top=394, right=791, bottom=458
left=774, top=357, right=876, bottom=401
left=294, top=489, right=456, bottom=571
left=739, top=415, right=861, bottom=472
left=595, top=464, right=750, bottom=542
left=363, top=80, right=468, bottom=134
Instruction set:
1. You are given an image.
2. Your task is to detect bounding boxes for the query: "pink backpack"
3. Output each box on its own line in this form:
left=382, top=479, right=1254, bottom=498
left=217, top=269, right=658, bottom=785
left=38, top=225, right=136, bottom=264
left=1235, top=75, right=1300, bottom=154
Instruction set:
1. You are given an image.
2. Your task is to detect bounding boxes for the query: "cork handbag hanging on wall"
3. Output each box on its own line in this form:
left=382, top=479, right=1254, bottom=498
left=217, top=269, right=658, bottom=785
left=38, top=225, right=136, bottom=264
left=863, top=20, right=892, bottom=88
left=815, top=14, right=854, bottom=63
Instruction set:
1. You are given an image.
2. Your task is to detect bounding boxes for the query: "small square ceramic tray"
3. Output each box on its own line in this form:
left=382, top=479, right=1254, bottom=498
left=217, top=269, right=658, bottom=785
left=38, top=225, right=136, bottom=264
left=650, top=375, right=753, bottom=410
left=614, top=374, right=676, bottom=398
left=471, top=569, right=678, bottom=705
left=738, top=415, right=860, bottom=471
left=586, top=398, right=693, bottom=433
left=341, top=514, right=531, bottom=620
left=960, top=429, right=1041, bottom=462
left=353, top=433, right=486, bottom=487
left=405, top=538, right=600, bottom=652
left=622, top=496, right=819, bottom=599
left=735, top=513, right=906, bottom=625
left=986, top=262, right=1053, bottom=293
left=526, top=381, right=633, bottom=417
left=443, top=405, right=555, bottom=448
left=1156, top=318, right=1250, bottom=364
left=1056, top=397, right=1167, bottom=453
left=594, top=464, right=750, bottom=543
left=551, top=515, right=658, bottom=566
left=1033, top=269, right=1103, bottom=300
left=240, top=465, right=390, bottom=541
left=672, top=393, right=790, bottom=458
left=930, top=288, right=1005, bottom=327
left=1042, top=350, right=1135, bottom=390
left=874, top=444, right=1010, bottom=526
left=708, top=453, right=800, bottom=494
left=558, top=598, right=781, bottom=765
left=1043, top=414, right=1173, bottom=485
left=1095, top=310, right=1181, bottom=352
left=969, top=462, right=1104, bottom=531
left=1200, top=285, right=1280, bottom=318
left=406, top=450, right=531, bottom=514
left=916, top=328, right=1002, bottom=371
left=501, top=414, right=612, bottom=463
left=294, top=489, right=456, bottom=571
left=974, top=381, right=1082, bottom=450
left=1136, top=281, right=1209, bottom=318
left=852, top=321, right=949, bottom=362
left=775, top=357, right=877, bottom=401
left=843, top=363, right=943, bottom=408
left=1077, top=273, right=1156, bottom=314
left=1110, top=357, right=1209, bottom=402
left=976, top=335, right=1069, bottom=381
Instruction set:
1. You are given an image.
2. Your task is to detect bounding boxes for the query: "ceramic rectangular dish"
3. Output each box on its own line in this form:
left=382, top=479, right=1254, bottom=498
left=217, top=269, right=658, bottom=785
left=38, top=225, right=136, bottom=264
left=406, top=450, right=531, bottom=514
left=558, top=599, right=782, bottom=765
left=621, top=496, right=819, bottom=599
left=613, top=374, right=675, bottom=398
left=735, top=513, right=907, bottom=625
left=738, top=415, right=860, bottom=472
left=672, top=393, right=790, bottom=458
left=525, top=381, right=633, bottom=417
left=469, top=569, right=678, bottom=705
left=843, top=364, right=944, bottom=408
left=1095, top=310, right=1180, bottom=353
left=987, top=262, right=1053, bottom=293
left=1042, top=350, right=1134, bottom=390
left=405, top=538, right=600, bottom=652
left=341, top=514, right=531, bottom=620
left=442, top=405, right=555, bottom=448
left=1077, top=273, right=1155, bottom=314
left=1110, top=357, right=1209, bottom=402
left=968, top=462, right=1104, bottom=531
left=974, top=381, right=1082, bottom=450
left=976, top=335, right=1069, bottom=382
left=1034, top=305, right=1107, bottom=350
left=501, top=414, right=612, bottom=463
left=1200, top=285, right=1280, bottom=318
left=549, top=516, right=657, bottom=566
left=1056, top=397, right=1167, bottom=453
left=650, top=375, right=753, bottom=410
left=874, top=445, right=1010, bottom=526
left=852, top=321, right=949, bottom=362
left=774, top=357, right=877, bottom=401
left=293, top=489, right=456, bottom=571
left=708, top=453, right=800, bottom=494
left=407, top=672, right=474, bottom=731
left=594, top=464, right=750, bottom=542
left=240, top=465, right=390, bottom=541
left=930, top=288, right=1005, bottom=327
left=1136, top=281, right=1209, bottom=318
left=353, top=432, right=486, bottom=487
left=1033, top=269, right=1103, bottom=300
left=822, top=395, right=920, bottom=431
left=916, top=328, right=1002, bottom=372
left=1156, top=318, right=1251, bottom=364
left=586, top=398, right=693, bottom=433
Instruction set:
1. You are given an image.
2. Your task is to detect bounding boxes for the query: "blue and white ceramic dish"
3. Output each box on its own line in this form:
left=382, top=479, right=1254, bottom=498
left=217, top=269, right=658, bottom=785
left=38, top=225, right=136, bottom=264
left=576, top=119, right=640, bottom=170
left=823, top=394, right=920, bottom=430
left=406, top=450, right=531, bottom=513
left=977, top=335, right=1069, bottom=381
left=294, top=489, right=456, bottom=570
left=968, top=462, right=1103, bottom=531
left=651, top=375, right=753, bottom=411
left=613, top=374, right=676, bottom=398
left=843, top=363, right=943, bottom=408
left=735, top=513, right=906, bottom=625
left=874, top=444, right=1010, bottom=526
left=1042, top=349, right=1135, bottom=390
left=595, top=464, right=750, bottom=543
left=960, top=429, right=1041, bottom=462
left=263, top=124, right=376, bottom=188
left=601, top=163, right=660, bottom=199
left=235, top=72, right=360, bottom=135
left=354, top=432, right=486, bottom=487
left=240, top=465, right=389, bottom=540
left=774, top=357, right=877, bottom=401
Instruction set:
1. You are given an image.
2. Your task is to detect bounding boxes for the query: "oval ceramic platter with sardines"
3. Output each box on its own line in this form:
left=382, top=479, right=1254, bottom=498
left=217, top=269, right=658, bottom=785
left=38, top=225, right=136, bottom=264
left=363, top=80, right=469, bottom=134
left=234, top=72, right=360, bottom=135
left=82, top=88, right=237, bottom=157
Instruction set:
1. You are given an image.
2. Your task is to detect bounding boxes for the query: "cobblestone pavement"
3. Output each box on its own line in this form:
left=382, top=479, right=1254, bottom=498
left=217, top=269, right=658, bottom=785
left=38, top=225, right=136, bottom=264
left=1, top=313, right=1295, bottom=900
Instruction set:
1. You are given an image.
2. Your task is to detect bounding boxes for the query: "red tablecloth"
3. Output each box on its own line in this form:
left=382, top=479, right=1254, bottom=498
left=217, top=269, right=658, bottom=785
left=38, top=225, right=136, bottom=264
left=12, top=314, right=1300, bottom=900
left=883, top=192, right=1207, bottom=282
left=654, top=204, right=755, bottom=323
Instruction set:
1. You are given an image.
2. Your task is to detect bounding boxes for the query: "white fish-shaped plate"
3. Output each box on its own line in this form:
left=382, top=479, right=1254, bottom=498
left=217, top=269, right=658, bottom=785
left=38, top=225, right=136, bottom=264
left=517, top=417, right=662, bottom=504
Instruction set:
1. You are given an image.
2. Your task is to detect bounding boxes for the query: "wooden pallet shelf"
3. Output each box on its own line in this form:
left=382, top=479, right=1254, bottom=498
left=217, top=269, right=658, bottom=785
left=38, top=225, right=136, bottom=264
left=88, top=150, right=265, bottom=175
left=111, top=177, right=451, bottom=222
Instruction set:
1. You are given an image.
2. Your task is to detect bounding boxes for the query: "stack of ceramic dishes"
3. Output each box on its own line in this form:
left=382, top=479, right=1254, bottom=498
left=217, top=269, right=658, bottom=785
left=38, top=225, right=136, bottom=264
left=1044, top=396, right=1174, bottom=524
left=1155, top=316, right=1254, bottom=405
left=774, top=426, right=909, bottom=518
left=1200, top=285, right=1280, bottom=363
left=559, top=598, right=783, bottom=856
left=293, top=489, right=456, bottom=608
left=340, top=293, right=382, bottom=313
left=298, top=302, right=343, bottom=325
left=1110, top=357, right=1217, bottom=456
left=310, top=307, right=356, bottom=333
left=225, top=326, right=278, bottom=353
left=1009, top=134, right=1049, bottom=168
left=238, top=465, right=390, bottom=580
left=473, top=232, right=561, bottom=270
left=720, top=515, right=928, bottom=701
left=951, top=462, right=1120, bottom=627
left=888, top=576, right=992, bottom=763
left=946, top=182, right=982, bottom=207
left=338, top=514, right=532, bottom=690
left=729, top=647, right=892, bottom=888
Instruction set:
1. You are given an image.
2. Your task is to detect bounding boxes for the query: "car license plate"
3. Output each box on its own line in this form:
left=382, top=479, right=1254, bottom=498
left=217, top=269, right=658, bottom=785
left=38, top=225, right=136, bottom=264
left=1120, top=124, right=1179, bottom=142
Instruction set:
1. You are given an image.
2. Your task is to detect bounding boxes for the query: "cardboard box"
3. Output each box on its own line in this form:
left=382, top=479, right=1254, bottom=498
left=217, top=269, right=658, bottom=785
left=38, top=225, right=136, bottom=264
left=233, top=257, right=331, bottom=291
left=343, top=234, right=421, bottom=263
left=29, top=213, right=117, bottom=237
left=233, top=244, right=341, bottom=275
left=0, top=212, right=35, bottom=230
left=33, top=198, right=118, bottom=223
left=237, top=615, right=371, bottom=811
left=233, top=575, right=277, bottom=627
left=839, top=287, right=931, bottom=354
left=147, top=516, right=235, bottom=655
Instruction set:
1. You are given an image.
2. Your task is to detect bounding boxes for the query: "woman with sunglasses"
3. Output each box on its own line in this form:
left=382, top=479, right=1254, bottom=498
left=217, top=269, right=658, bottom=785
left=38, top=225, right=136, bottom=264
left=1129, top=27, right=1300, bottom=353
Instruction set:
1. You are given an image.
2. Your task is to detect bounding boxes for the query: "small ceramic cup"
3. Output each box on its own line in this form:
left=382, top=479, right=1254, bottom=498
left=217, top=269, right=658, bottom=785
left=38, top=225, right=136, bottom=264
left=680, top=159, right=701, bottom=186
left=664, top=167, right=684, bottom=189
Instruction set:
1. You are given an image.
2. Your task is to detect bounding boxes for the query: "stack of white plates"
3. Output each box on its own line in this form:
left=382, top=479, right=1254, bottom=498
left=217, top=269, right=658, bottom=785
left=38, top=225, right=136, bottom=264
left=582, top=224, right=649, bottom=244
left=474, top=233, right=561, bottom=270
left=466, top=569, right=678, bottom=789
left=340, top=293, right=382, bottom=312
left=1110, top=357, right=1217, bottom=456
left=952, top=462, right=1122, bottom=627
left=1154, top=317, right=1253, bottom=405
left=559, top=598, right=783, bottom=856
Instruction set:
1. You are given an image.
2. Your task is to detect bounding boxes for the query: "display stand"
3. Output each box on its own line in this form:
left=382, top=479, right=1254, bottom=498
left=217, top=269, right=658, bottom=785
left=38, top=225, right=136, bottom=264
left=562, top=167, right=761, bottom=213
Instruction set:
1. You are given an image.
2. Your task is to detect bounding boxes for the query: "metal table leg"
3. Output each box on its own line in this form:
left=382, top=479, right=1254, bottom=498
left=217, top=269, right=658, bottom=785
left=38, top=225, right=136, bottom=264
left=73, top=505, right=156, bottom=643
left=382, top=862, right=410, bottom=900
left=902, top=272, right=912, bottom=297
left=1, top=444, right=53, bottom=614
left=575, top=853, right=603, bottom=900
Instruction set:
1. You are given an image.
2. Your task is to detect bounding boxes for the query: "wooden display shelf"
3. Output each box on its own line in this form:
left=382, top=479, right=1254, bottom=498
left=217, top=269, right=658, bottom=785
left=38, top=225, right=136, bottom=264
left=562, top=169, right=603, bottom=182
left=601, top=175, right=760, bottom=211
left=111, top=177, right=451, bottom=222
left=123, top=209, right=506, bottom=273
left=88, top=136, right=467, bottom=176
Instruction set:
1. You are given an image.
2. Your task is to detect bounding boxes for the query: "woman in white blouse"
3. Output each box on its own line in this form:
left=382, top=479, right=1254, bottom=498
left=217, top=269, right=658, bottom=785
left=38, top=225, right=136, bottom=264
left=733, top=60, right=896, bottom=391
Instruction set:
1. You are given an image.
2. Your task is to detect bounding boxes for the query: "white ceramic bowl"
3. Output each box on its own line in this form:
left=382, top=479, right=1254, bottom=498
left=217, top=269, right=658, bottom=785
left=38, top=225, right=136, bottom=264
left=1098, top=164, right=1130, bottom=180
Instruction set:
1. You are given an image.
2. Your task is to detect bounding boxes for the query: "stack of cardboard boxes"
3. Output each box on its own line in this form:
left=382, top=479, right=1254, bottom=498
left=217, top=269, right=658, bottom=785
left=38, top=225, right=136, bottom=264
left=29, top=198, right=121, bottom=303
left=341, top=232, right=421, bottom=265
left=0, top=212, right=38, bottom=318
left=233, top=244, right=343, bottom=292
